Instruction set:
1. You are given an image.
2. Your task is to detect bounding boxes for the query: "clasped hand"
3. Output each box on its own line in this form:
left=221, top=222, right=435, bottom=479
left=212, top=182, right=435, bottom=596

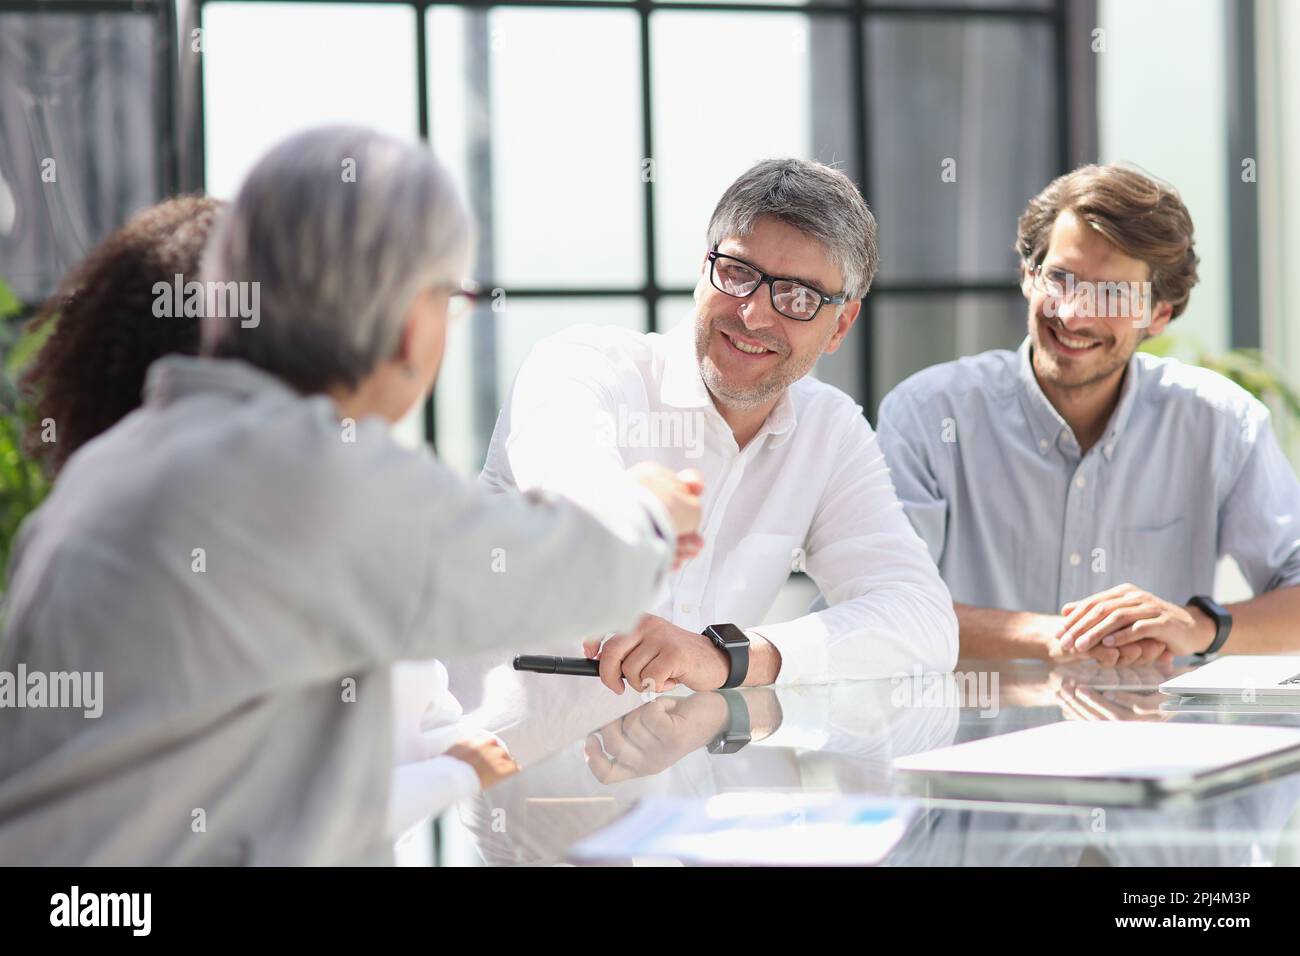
left=1050, top=583, right=1216, bottom=665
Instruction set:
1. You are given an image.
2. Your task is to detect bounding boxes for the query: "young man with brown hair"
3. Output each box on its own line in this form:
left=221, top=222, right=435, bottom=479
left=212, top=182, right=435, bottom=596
left=875, top=163, right=1300, bottom=664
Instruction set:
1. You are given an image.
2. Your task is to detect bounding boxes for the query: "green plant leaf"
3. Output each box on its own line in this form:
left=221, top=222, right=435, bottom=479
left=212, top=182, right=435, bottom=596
left=0, top=277, right=20, bottom=321
left=0, top=274, right=51, bottom=588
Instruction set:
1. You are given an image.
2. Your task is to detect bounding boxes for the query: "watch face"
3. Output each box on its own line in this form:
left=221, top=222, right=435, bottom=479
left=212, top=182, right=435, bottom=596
left=708, top=624, right=749, bottom=647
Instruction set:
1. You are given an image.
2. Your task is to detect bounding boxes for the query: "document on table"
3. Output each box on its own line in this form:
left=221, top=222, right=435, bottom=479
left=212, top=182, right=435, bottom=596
left=570, top=793, right=919, bottom=865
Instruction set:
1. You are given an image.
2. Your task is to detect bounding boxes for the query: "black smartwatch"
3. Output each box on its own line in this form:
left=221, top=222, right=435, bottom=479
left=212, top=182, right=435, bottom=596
left=1188, top=595, right=1232, bottom=659
left=707, top=689, right=751, bottom=755
left=702, top=623, right=750, bottom=689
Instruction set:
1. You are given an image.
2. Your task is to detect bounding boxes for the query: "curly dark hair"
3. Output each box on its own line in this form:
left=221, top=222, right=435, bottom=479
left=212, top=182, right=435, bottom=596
left=19, top=195, right=223, bottom=474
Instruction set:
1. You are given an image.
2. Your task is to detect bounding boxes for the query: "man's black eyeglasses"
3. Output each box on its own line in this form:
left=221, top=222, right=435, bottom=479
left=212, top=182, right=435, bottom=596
left=706, top=247, right=847, bottom=322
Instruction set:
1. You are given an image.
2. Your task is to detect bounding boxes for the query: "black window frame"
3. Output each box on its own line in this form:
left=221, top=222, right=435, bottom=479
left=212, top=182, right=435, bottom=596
left=188, top=0, right=1080, bottom=447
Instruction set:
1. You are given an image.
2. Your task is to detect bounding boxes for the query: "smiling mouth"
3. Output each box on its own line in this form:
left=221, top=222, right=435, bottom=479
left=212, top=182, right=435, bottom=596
left=1046, top=324, right=1103, bottom=352
left=720, top=329, right=778, bottom=357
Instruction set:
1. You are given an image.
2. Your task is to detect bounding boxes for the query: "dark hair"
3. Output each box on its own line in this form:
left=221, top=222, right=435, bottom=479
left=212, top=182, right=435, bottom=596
left=20, top=195, right=223, bottom=474
left=1015, top=163, right=1200, bottom=319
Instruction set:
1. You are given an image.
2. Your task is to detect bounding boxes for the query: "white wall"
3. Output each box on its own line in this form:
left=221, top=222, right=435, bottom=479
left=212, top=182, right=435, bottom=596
left=1257, top=0, right=1300, bottom=458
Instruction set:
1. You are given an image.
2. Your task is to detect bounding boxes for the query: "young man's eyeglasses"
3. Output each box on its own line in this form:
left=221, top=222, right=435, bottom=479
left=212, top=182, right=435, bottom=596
left=706, top=247, right=846, bottom=322
left=1030, top=263, right=1150, bottom=321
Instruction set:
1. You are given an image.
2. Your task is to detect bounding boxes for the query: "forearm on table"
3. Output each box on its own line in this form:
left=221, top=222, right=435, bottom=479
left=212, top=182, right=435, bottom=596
left=742, top=634, right=782, bottom=686
left=1221, top=585, right=1300, bottom=654
left=955, top=602, right=1060, bottom=661
left=748, top=593, right=957, bottom=684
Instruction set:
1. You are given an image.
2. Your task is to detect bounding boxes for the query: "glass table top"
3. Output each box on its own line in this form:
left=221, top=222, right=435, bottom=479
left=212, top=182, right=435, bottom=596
left=437, top=656, right=1300, bottom=866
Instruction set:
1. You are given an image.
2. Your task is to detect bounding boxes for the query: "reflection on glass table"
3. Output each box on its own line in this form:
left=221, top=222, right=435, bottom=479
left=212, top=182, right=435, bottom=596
left=429, top=656, right=1300, bottom=866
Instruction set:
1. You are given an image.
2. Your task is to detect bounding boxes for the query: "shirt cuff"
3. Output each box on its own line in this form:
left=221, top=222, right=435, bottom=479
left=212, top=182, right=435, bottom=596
left=629, top=482, right=676, bottom=587
left=630, top=481, right=676, bottom=549
left=433, top=754, right=483, bottom=799
left=387, top=754, right=483, bottom=839
left=749, top=619, right=831, bottom=686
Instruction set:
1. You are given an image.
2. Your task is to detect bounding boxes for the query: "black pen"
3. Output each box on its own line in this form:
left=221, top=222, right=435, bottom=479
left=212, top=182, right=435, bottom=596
left=513, top=654, right=602, bottom=677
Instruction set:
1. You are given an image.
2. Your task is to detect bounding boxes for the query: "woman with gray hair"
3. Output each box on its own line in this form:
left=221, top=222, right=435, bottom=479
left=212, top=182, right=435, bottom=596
left=0, top=125, right=702, bottom=865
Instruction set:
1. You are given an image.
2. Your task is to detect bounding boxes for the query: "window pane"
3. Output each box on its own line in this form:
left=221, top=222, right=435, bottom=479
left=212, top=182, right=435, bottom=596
left=656, top=294, right=698, bottom=336
left=866, top=17, right=1055, bottom=283
left=871, top=292, right=1025, bottom=411
left=202, top=2, right=418, bottom=199
left=653, top=12, right=851, bottom=289
left=0, top=12, right=160, bottom=302
left=435, top=297, right=647, bottom=477
left=428, top=6, right=644, bottom=289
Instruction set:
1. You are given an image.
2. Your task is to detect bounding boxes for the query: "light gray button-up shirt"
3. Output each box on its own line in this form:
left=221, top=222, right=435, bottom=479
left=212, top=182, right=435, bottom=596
left=0, top=356, right=671, bottom=865
left=875, top=338, right=1300, bottom=614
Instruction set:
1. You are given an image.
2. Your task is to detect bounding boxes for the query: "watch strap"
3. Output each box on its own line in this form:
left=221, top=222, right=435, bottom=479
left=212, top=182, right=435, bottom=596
left=704, top=624, right=750, bottom=689
left=1189, top=595, right=1232, bottom=658
left=707, top=689, right=752, bottom=754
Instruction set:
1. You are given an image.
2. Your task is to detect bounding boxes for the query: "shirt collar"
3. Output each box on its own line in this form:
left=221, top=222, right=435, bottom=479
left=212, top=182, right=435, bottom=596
left=1017, top=337, right=1142, bottom=460
left=144, top=355, right=297, bottom=407
left=762, top=388, right=798, bottom=448
left=659, top=318, right=712, bottom=410
left=658, top=313, right=799, bottom=449
left=1101, top=351, right=1142, bottom=457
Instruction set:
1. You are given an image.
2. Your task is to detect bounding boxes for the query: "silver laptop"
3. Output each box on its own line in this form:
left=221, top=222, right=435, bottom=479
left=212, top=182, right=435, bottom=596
left=1159, top=656, right=1300, bottom=703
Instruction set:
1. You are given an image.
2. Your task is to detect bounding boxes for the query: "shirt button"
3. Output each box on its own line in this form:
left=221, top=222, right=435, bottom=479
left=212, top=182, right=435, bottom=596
left=1069, top=552, right=1081, bottom=567
left=1075, top=476, right=1086, bottom=489
left=679, top=603, right=695, bottom=614
left=1038, top=439, right=1049, bottom=452
left=1104, top=443, right=1115, bottom=456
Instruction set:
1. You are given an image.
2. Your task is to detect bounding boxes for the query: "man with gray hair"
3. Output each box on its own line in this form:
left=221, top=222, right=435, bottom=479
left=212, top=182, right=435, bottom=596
left=482, top=158, right=958, bottom=693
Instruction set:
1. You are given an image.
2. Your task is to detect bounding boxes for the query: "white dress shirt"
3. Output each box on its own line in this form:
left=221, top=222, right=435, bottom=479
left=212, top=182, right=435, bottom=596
left=480, top=318, right=958, bottom=683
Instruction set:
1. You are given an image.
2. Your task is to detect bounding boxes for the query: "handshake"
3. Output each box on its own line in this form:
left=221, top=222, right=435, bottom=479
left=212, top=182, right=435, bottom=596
left=628, top=462, right=706, bottom=569
left=564, top=463, right=752, bottom=696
